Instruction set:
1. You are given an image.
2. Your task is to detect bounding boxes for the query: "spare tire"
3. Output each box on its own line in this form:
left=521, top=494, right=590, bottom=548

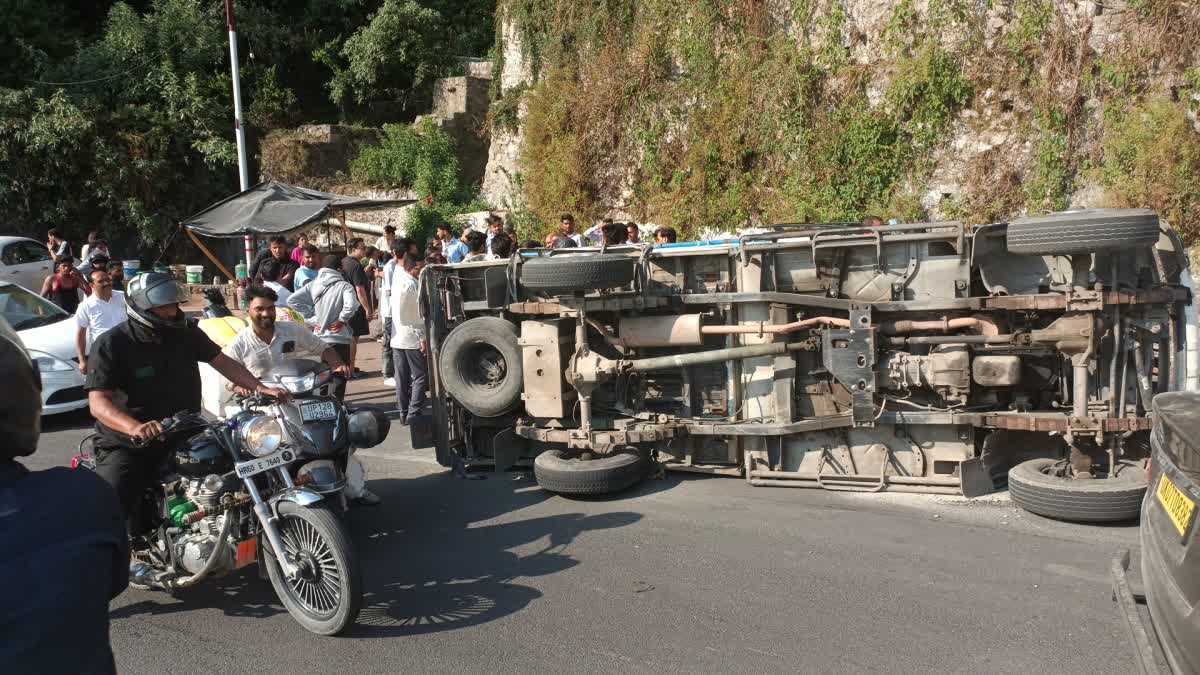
left=1008, top=458, right=1148, bottom=522
left=438, top=317, right=523, bottom=418
left=1006, top=208, right=1160, bottom=255
left=534, top=449, right=648, bottom=495
left=521, top=255, right=635, bottom=293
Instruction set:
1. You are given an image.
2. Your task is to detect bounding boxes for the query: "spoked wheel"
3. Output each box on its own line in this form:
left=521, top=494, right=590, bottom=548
left=264, top=501, right=362, bottom=635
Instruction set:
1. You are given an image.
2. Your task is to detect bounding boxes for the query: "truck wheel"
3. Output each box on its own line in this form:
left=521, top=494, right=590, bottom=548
left=534, top=449, right=648, bottom=495
left=1006, top=208, right=1160, bottom=255
left=439, top=317, right=523, bottom=418
left=1008, top=458, right=1148, bottom=522
left=520, top=255, right=635, bottom=293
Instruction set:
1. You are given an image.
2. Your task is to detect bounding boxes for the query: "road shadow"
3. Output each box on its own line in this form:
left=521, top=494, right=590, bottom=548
left=111, top=469, right=644, bottom=638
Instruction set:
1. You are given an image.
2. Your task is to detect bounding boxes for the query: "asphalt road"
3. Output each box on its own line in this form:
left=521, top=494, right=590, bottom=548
left=31, top=401, right=1140, bottom=675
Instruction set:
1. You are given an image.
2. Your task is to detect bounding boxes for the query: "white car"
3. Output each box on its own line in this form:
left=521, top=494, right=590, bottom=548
left=0, top=280, right=89, bottom=415
left=0, top=236, right=55, bottom=291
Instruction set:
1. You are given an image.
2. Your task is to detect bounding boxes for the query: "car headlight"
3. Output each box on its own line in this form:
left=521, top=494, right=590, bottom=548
left=279, top=372, right=317, bottom=394
left=28, top=350, right=74, bottom=372
left=240, top=415, right=283, bottom=457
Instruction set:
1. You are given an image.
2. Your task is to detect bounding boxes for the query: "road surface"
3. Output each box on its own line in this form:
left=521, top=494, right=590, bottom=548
left=32, top=390, right=1139, bottom=674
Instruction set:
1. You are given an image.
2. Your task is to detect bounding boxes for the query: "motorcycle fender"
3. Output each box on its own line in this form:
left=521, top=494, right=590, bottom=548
left=268, top=487, right=324, bottom=517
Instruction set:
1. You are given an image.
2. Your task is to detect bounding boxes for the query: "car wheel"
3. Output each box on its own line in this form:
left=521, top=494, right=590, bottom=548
left=534, top=449, right=648, bottom=495
left=1008, top=458, right=1148, bottom=522
left=438, top=317, right=523, bottom=418
left=520, top=255, right=636, bottom=293
left=1005, top=208, right=1160, bottom=255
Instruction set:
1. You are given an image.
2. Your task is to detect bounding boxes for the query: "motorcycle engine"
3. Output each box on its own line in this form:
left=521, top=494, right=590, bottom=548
left=171, top=478, right=237, bottom=577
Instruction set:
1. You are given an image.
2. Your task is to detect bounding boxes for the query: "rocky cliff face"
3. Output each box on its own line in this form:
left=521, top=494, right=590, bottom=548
left=482, top=0, right=1200, bottom=239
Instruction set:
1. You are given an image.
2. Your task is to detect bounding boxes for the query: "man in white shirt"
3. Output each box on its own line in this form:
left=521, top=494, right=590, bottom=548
left=224, top=285, right=380, bottom=506
left=390, top=253, right=427, bottom=424
left=374, top=225, right=396, bottom=253
left=259, top=259, right=291, bottom=307
left=559, top=214, right=584, bottom=247
left=378, top=245, right=400, bottom=386
left=74, top=268, right=126, bottom=374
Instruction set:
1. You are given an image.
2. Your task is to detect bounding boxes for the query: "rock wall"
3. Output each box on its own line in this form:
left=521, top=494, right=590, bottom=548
left=482, top=0, right=1200, bottom=236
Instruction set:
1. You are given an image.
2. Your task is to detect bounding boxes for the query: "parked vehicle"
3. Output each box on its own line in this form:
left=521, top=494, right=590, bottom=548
left=242, top=358, right=391, bottom=511
left=0, top=236, right=54, bottom=291
left=1112, top=391, right=1200, bottom=674
left=75, top=405, right=363, bottom=635
left=417, top=209, right=1198, bottom=519
left=0, top=280, right=89, bottom=415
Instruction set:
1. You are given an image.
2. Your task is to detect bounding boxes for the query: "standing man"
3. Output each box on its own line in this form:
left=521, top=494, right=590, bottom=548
left=378, top=242, right=402, bottom=387
left=341, top=238, right=373, bottom=377
left=862, top=215, right=885, bottom=228
left=0, top=317, right=129, bottom=675
left=559, top=214, right=584, bottom=247
left=390, top=254, right=426, bottom=424
left=40, top=256, right=90, bottom=313
left=85, top=274, right=288, bottom=552
left=294, top=244, right=320, bottom=289
left=259, top=259, right=292, bottom=307
left=654, top=226, right=677, bottom=244
left=439, top=223, right=468, bottom=263
left=105, top=260, right=126, bottom=292
left=75, top=267, right=126, bottom=375
left=375, top=225, right=396, bottom=253
left=287, top=255, right=360, bottom=399
left=250, top=236, right=299, bottom=290
left=485, top=215, right=504, bottom=255
left=46, top=228, right=73, bottom=260
left=626, top=223, right=641, bottom=243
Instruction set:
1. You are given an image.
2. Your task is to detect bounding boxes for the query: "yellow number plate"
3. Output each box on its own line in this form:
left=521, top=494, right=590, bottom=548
left=1156, top=474, right=1197, bottom=538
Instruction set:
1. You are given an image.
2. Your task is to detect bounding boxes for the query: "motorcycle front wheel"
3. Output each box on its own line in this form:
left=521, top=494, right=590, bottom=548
left=264, top=501, right=362, bottom=635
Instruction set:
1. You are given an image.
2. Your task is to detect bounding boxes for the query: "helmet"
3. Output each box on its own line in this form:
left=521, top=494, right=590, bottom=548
left=0, top=316, right=41, bottom=461
left=125, top=272, right=189, bottom=332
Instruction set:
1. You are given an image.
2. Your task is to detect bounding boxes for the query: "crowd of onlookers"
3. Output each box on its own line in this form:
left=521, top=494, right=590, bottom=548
left=37, top=213, right=691, bottom=420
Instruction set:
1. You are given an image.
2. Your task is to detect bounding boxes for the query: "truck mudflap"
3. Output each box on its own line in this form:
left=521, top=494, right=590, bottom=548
left=1111, top=549, right=1167, bottom=675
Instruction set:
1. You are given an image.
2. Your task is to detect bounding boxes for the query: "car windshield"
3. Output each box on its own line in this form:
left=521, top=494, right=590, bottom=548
left=0, top=283, right=69, bottom=331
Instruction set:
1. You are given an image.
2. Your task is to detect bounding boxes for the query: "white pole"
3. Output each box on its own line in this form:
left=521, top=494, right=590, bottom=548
left=225, top=0, right=252, bottom=270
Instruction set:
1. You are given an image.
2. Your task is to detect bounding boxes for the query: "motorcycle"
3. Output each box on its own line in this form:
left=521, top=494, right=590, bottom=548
left=74, top=401, right=363, bottom=635
left=234, top=359, right=391, bottom=512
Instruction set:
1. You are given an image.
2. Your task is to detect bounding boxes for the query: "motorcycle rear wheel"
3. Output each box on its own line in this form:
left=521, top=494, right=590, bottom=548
left=264, top=501, right=362, bottom=635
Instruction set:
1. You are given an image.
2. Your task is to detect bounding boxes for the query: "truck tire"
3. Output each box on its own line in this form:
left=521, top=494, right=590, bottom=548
left=520, top=255, right=635, bottom=293
left=534, top=449, right=648, bottom=495
left=439, top=317, right=523, bottom=418
left=1006, top=208, right=1160, bottom=255
left=1008, top=458, right=1148, bottom=522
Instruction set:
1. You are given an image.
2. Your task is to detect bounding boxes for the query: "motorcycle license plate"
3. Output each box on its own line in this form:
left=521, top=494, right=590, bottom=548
left=235, top=449, right=295, bottom=479
left=300, top=400, right=337, bottom=422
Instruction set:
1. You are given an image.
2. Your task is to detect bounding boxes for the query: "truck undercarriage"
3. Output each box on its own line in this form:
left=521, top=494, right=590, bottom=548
left=419, top=210, right=1197, bottom=521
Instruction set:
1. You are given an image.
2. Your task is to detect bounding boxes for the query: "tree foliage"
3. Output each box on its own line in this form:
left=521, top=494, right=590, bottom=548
left=0, top=0, right=494, bottom=253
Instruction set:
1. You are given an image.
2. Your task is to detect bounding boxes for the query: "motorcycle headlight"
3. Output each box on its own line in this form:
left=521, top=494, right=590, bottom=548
left=279, top=372, right=317, bottom=394
left=29, top=350, right=74, bottom=372
left=240, top=415, right=283, bottom=457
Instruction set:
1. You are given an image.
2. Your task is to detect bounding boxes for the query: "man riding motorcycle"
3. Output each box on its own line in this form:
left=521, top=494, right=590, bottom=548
left=222, top=284, right=381, bottom=505
left=84, top=273, right=289, bottom=580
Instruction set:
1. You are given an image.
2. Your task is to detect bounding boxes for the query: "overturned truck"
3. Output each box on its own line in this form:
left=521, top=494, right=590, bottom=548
left=418, top=209, right=1198, bottom=522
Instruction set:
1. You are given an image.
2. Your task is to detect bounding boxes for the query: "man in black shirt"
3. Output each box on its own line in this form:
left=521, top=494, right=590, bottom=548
left=249, top=235, right=300, bottom=290
left=85, top=273, right=287, bottom=537
left=0, top=317, right=128, bottom=674
left=340, top=238, right=373, bottom=376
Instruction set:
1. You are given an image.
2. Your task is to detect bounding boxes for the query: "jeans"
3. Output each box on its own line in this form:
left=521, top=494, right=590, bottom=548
left=328, top=342, right=351, bottom=400
left=380, top=317, right=394, bottom=377
left=392, top=347, right=428, bottom=419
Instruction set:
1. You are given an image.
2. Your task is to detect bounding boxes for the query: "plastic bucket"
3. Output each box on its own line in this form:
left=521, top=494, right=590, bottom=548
left=185, top=265, right=204, bottom=284
left=122, top=260, right=141, bottom=278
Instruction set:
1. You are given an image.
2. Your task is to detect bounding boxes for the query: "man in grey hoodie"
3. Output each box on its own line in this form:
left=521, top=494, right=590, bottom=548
left=286, top=254, right=360, bottom=400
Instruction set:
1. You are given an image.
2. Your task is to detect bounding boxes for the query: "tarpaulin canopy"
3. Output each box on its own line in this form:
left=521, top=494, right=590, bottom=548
left=182, top=180, right=413, bottom=238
